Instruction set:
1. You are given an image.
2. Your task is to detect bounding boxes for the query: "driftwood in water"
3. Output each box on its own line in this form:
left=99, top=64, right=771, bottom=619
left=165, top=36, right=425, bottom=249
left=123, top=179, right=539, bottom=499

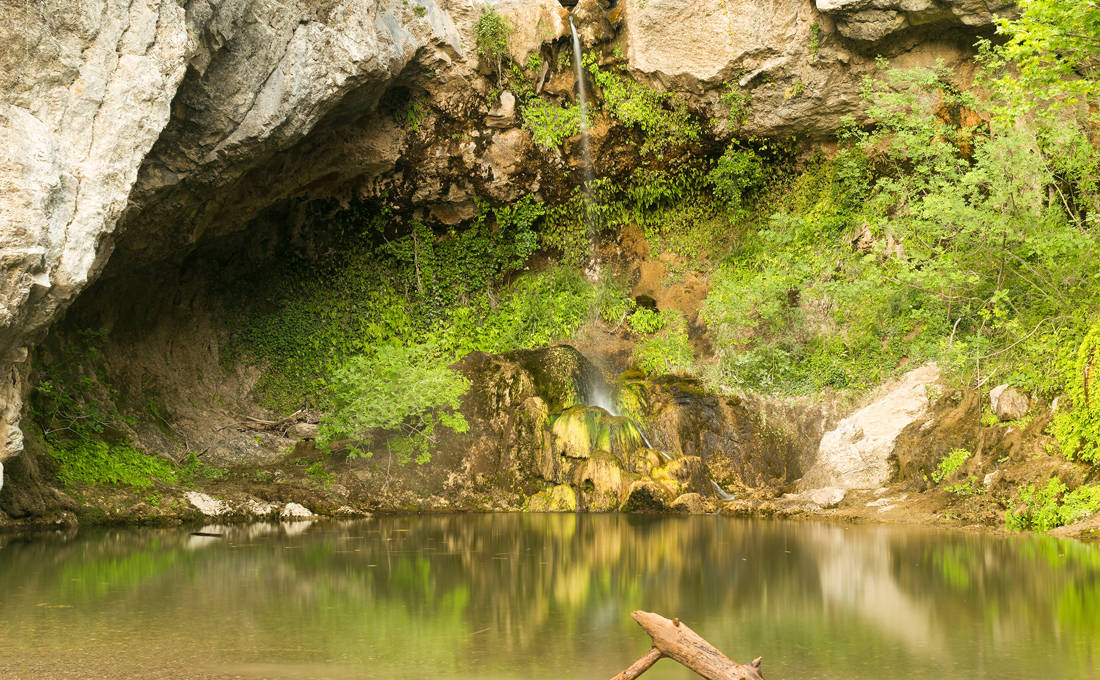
left=610, top=611, right=764, bottom=680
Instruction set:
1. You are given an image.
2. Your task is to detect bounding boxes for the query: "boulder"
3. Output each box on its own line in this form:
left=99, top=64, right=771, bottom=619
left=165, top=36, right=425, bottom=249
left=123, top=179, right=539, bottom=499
left=528, top=484, right=578, bottom=512
left=670, top=492, right=707, bottom=514
left=185, top=491, right=231, bottom=517
left=799, top=364, right=940, bottom=490
left=287, top=423, right=319, bottom=440
left=990, top=384, right=1029, bottom=422
left=281, top=502, right=314, bottom=519
left=486, top=91, right=517, bottom=129
left=807, top=486, right=846, bottom=509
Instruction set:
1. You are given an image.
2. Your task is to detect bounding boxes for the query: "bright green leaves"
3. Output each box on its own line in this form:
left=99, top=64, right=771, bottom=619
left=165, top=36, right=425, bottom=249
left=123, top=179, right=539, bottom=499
left=706, top=147, right=764, bottom=211
left=586, top=54, right=699, bottom=155
left=522, top=99, right=586, bottom=150
left=1051, top=322, right=1100, bottom=464
left=318, top=342, right=471, bottom=464
left=474, top=3, right=512, bottom=79
left=1007, top=478, right=1100, bottom=532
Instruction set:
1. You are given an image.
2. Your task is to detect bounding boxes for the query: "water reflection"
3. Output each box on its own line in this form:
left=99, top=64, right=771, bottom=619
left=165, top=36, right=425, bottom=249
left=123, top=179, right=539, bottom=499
left=0, top=516, right=1096, bottom=679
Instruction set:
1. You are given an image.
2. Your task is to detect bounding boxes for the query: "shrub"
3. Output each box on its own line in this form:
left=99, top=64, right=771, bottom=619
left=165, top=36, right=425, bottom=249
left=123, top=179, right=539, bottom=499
left=474, top=4, right=511, bottom=78
left=1051, top=322, right=1100, bottom=463
left=522, top=99, right=584, bottom=149
left=706, top=147, right=765, bottom=210
left=318, top=341, right=470, bottom=464
left=1006, top=478, right=1100, bottom=532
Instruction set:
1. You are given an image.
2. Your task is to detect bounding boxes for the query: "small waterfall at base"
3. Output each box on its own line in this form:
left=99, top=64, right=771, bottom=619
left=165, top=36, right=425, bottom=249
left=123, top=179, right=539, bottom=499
left=568, top=16, right=594, bottom=193
left=581, top=363, right=736, bottom=501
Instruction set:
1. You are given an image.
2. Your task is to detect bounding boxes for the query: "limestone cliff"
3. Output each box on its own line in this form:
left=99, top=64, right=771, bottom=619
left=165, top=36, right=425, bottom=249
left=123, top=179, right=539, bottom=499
left=0, top=0, right=1009, bottom=464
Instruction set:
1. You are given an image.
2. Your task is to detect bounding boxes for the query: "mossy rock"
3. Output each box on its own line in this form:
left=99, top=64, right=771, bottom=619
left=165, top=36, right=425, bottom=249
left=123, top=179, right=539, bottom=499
left=572, top=450, right=633, bottom=511
left=551, top=406, right=648, bottom=467
left=527, top=484, right=578, bottom=512
left=506, top=345, right=607, bottom=412
left=620, top=480, right=670, bottom=513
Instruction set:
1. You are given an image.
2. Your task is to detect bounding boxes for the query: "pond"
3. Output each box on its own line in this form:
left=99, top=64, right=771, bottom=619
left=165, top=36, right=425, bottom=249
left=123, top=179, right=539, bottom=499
left=0, top=515, right=1096, bottom=679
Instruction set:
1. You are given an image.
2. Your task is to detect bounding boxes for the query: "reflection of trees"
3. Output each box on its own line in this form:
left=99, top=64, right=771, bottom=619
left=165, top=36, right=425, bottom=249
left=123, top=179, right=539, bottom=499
left=0, top=518, right=1097, bottom=679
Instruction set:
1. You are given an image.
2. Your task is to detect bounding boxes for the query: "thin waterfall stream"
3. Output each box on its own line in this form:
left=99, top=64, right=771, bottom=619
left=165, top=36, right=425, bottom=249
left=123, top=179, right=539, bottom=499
left=568, top=16, right=594, bottom=190
left=566, top=15, right=733, bottom=503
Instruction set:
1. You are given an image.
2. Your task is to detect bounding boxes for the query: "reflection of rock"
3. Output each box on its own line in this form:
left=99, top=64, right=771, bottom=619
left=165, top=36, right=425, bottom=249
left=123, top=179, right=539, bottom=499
left=804, top=523, right=941, bottom=654
left=799, top=365, right=940, bottom=490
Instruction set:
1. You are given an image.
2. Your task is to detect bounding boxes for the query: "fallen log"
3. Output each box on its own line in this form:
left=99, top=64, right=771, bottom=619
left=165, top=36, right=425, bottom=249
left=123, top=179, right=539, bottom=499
left=610, top=611, right=764, bottom=680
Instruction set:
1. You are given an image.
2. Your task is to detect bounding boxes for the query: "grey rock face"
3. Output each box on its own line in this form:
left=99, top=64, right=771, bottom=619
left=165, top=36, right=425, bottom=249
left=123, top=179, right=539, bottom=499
left=799, top=365, right=941, bottom=490
left=0, top=0, right=191, bottom=458
left=815, top=0, right=1015, bottom=42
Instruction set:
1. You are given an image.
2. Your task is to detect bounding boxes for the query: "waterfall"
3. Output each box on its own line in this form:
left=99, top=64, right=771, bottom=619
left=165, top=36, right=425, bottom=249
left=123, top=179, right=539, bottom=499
left=568, top=16, right=594, bottom=192
left=582, top=366, right=736, bottom=501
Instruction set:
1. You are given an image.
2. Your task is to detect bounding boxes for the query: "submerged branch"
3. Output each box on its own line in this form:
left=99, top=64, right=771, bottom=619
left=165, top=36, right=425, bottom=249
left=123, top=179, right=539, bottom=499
left=610, top=611, right=765, bottom=680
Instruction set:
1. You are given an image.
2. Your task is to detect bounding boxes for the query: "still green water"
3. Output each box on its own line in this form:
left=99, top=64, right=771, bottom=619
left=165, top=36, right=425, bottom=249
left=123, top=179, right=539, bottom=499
left=0, top=515, right=1097, bottom=679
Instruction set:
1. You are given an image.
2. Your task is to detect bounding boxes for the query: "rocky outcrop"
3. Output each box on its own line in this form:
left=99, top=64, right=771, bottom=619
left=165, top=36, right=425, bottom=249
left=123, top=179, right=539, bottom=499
left=0, top=0, right=190, bottom=458
left=798, top=364, right=940, bottom=490
left=0, top=0, right=1008, bottom=466
left=615, top=0, right=991, bottom=138
left=816, top=0, right=1014, bottom=43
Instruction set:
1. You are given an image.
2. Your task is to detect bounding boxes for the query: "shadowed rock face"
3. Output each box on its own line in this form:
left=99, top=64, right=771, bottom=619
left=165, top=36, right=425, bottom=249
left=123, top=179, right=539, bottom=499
left=0, top=0, right=1008, bottom=461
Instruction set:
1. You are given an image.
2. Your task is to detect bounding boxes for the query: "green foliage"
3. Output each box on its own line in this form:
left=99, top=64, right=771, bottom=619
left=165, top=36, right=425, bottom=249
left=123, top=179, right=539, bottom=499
left=721, top=82, right=750, bottom=127
left=627, top=307, right=665, bottom=335
left=932, top=448, right=971, bottom=484
left=988, top=0, right=1100, bottom=112
left=809, top=22, right=822, bottom=59
left=706, top=147, right=765, bottom=210
left=228, top=199, right=542, bottom=412
left=31, top=329, right=183, bottom=489
left=521, top=98, right=584, bottom=149
left=595, top=277, right=635, bottom=325
left=630, top=310, right=694, bottom=375
left=48, top=440, right=175, bottom=489
left=586, top=55, right=699, bottom=154
left=1051, top=321, right=1100, bottom=463
left=177, top=451, right=226, bottom=487
left=701, top=50, right=1100, bottom=399
left=318, top=341, right=470, bottom=464
left=474, top=4, right=512, bottom=78
left=396, top=98, right=427, bottom=131
left=1007, top=478, right=1100, bottom=532
left=306, top=461, right=335, bottom=488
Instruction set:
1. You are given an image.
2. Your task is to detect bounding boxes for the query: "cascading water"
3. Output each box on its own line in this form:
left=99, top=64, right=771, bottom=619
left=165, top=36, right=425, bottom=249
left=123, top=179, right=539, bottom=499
left=568, top=16, right=594, bottom=186
left=581, top=363, right=736, bottom=502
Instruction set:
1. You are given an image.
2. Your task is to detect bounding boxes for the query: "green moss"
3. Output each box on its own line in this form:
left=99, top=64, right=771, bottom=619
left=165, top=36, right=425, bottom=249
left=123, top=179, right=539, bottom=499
left=48, top=440, right=175, bottom=489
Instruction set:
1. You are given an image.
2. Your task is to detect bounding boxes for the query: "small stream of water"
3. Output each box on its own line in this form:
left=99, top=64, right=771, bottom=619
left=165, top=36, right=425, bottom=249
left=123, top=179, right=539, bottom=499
left=568, top=16, right=594, bottom=190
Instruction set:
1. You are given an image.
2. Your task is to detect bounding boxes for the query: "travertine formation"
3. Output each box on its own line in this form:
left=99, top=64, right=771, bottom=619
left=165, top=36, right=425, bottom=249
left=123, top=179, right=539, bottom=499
left=0, top=0, right=1007, bottom=462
